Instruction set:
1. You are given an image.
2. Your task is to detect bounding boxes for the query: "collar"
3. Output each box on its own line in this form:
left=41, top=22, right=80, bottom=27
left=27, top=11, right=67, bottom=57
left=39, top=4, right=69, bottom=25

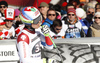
left=23, top=28, right=35, bottom=34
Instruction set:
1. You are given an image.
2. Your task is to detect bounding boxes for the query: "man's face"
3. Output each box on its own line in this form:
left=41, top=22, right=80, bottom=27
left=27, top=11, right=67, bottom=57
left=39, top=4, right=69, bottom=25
left=47, top=10, right=56, bottom=21
left=87, top=8, right=95, bottom=15
left=67, top=12, right=76, bottom=21
left=39, top=6, right=49, bottom=15
left=0, top=5, right=7, bottom=14
left=54, top=26, right=62, bottom=33
left=5, top=20, right=13, bottom=28
left=86, top=8, right=95, bottom=19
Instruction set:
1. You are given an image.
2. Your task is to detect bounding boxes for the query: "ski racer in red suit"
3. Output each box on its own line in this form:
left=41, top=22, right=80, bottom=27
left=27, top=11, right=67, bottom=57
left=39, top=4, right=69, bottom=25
left=16, top=6, right=54, bottom=63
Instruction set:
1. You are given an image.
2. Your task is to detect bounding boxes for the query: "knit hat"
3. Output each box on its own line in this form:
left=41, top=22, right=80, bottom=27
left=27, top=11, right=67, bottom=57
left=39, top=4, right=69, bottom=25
left=0, top=1, right=8, bottom=7
left=39, top=2, right=49, bottom=8
left=67, top=8, right=76, bottom=15
left=15, top=9, right=20, bottom=16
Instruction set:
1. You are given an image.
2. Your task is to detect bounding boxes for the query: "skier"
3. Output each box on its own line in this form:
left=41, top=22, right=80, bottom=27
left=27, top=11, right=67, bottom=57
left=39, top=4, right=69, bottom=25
left=16, top=6, right=54, bottom=63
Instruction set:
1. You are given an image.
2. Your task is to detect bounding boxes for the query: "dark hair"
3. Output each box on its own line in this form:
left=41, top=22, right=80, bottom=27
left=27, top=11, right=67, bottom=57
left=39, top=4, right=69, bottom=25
left=66, top=3, right=75, bottom=10
left=0, top=1, right=8, bottom=7
left=69, top=0, right=80, bottom=5
left=53, top=4, right=61, bottom=12
left=49, top=3, right=54, bottom=9
left=47, top=8, right=56, bottom=17
left=53, top=19, right=62, bottom=27
left=95, top=3, right=100, bottom=9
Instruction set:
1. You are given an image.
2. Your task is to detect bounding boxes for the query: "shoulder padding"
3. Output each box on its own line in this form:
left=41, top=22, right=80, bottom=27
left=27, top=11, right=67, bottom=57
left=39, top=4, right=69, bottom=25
left=17, top=32, right=29, bottom=44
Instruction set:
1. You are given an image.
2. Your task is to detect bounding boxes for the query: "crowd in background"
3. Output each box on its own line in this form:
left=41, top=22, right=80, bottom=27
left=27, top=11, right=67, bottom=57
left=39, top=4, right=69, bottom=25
left=0, top=0, right=100, bottom=40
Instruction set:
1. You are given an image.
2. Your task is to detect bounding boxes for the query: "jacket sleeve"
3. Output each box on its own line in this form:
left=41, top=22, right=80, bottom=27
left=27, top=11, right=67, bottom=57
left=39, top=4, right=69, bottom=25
left=80, top=28, right=86, bottom=37
left=42, top=22, right=51, bottom=27
left=87, top=27, right=92, bottom=37
left=40, top=33, right=53, bottom=50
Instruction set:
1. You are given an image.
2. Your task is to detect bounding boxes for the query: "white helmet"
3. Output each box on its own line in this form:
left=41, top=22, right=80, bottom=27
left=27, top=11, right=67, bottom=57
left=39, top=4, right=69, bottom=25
left=19, top=6, right=42, bottom=25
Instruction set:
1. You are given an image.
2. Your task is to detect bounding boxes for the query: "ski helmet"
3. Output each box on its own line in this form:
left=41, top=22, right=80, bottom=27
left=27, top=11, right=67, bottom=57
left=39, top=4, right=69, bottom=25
left=19, top=6, right=42, bottom=25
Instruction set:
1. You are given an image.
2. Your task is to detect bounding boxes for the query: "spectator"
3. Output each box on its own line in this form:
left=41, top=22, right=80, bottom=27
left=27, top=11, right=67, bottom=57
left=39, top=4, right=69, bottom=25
left=79, top=6, right=95, bottom=35
left=76, top=8, right=88, bottom=35
left=0, top=1, right=8, bottom=17
left=87, top=12, right=100, bottom=37
left=95, top=3, right=100, bottom=12
left=61, top=3, right=75, bottom=20
left=62, top=8, right=85, bottom=38
left=48, top=4, right=62, bottom=20
left=50, top=19, right=65, bottom=39
left=38, top=2, right=49, bottom=23
left=14, top=9, right=22, bottom=28
left=42, top=9, right=57, bottom=27
left=3, top=8, right=15, bottom=39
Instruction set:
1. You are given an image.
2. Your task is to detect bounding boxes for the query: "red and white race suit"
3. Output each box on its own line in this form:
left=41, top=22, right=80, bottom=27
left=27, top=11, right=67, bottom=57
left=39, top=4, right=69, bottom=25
left=17, top=28, right=53, bottom=63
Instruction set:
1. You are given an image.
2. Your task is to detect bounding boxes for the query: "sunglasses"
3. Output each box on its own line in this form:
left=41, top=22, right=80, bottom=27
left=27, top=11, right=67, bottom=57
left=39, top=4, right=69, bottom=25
left=68, top=14, right=75, bottom=16
left=55, top=28, right=62, bottom=30
left=6, top=20, right=13, bottom=22
left=0, top=6, right=6, bottom=8
left=48, top=14, right=56, bottom=16
left=88, top=11, right=94, bottom=14
left=94, top=17, right=100, bottom=19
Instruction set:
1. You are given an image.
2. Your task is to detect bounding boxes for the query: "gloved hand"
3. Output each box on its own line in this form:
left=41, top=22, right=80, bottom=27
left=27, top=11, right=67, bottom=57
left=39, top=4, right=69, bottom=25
left=41, top=25, right=50, bottom=36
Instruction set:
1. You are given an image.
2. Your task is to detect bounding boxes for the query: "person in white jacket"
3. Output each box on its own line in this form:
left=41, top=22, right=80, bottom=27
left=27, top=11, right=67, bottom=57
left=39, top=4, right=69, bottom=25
left=2, top=8, right=15, bottom=39
left=62, top=8, right=85, bottom=38
left=17, top=6, right=54, bottom=63
left=50, top=19, right=65, bottom=39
